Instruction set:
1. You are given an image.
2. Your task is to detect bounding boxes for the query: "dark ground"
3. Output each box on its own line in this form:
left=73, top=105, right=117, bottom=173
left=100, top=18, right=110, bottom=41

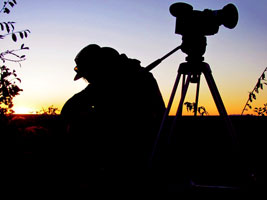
left=1, top=114, right=267, bottom=194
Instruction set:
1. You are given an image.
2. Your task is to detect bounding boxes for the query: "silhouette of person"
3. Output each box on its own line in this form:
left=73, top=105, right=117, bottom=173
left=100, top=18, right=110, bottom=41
left=61, top=44, right=165, bottom=190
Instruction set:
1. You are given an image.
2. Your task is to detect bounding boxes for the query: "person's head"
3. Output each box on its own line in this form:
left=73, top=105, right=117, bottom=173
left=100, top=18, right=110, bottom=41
left=74, top=44, right=121, bottom=83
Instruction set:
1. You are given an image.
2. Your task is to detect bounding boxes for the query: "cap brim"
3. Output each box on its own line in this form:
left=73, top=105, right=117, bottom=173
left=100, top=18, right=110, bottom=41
left=74, top=73, right=82, bottom=81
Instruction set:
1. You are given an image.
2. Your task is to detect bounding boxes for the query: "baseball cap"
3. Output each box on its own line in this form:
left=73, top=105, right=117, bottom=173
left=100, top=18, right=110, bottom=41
left=73, top=44, right=119, bottom=81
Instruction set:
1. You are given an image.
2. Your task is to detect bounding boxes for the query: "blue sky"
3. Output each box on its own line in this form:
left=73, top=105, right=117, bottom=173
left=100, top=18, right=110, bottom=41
left=1, top=0, right=267, bottom=115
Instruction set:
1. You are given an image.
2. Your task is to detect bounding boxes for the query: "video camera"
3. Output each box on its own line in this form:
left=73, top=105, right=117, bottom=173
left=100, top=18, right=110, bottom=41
left=170, top=2, right=238, bottom=36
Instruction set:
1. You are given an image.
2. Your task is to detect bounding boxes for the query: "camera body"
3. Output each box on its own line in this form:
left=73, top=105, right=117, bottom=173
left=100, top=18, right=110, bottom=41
left=170, top=3, right=238, bottom=36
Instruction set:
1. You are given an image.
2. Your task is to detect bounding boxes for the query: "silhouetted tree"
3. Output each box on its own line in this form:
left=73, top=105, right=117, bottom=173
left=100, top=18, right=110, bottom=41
left=0, top=0, right=30, bottom=116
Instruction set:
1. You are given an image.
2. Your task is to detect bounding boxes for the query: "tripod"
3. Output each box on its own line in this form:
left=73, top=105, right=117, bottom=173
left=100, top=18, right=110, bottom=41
left=149, top=35, right=238, bottom=165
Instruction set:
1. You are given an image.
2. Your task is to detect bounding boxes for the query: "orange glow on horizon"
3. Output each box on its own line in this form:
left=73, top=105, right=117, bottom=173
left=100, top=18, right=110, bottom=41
left=12, top=101, right=257, bottom=116
left=13, top=104, right=63, bottom=114
left=13, top=107, right=34, bottom=114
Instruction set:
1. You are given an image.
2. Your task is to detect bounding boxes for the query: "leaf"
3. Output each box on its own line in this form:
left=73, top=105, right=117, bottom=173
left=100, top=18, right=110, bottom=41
left=20, top=55, right=25, bottom=58
left=7, top=22, right=15, bottom=31
left=4, top=8, right=10, bottom=14
left=13, top=0, right=17, bottom=5
left=19, top=32, right=24, bottom=39
left=9, top=2, right=14, bottom=7
left=256, top=79, right=261, bottom=89
left=20, top=43, right=29, bottom=50
left=255, top=88, right=259, bottom=93
left=24, top=31, right=28, bottom=38
left=249, top=93, right=253, bottom=102
left=262, top=73, right=265, bottom=80
left=10, top=24, right=15, bottom=31
left=4, top=22, right=10, bottom=33
left=252, top=93, right=256, bottom=100
left=0, top=23, right=3, bottom=31
left=11, top=33, right=17, bottom=42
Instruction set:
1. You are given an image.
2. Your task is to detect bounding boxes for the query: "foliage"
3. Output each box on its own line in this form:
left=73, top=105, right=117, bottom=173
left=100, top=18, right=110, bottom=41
left=254, top=103, right=267, bottom=116
left=184, top=101, right=209, bottom=116
left=0, top=65, right=22, bottom=115
left=241, top=67, right=267, bottom=115
left=36, top=105, right=60, bottom=115
left=0, top=0, right=17, bottom=14
left=0, top=0, right=30, bottom=116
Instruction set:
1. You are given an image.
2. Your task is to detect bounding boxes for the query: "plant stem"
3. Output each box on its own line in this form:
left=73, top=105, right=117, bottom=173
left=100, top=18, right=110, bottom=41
left=241, top=67, right=267, bottom=115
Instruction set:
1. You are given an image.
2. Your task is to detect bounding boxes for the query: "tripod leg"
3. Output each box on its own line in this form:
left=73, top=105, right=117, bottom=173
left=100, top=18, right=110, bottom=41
left=204, top=73, right=227, bottom=116
left=180, top=74, right=186, bottom=115
left=194, top=75, right=201, bottom=116
left=165, top=72, right=182, bottom=118
left=176, top=73, right=191, bottom=117
left=167, top=72, right=192, bottom=143
left=149, top=71, right=182, bottom=166
left=202, top=64, right=238, bottom=148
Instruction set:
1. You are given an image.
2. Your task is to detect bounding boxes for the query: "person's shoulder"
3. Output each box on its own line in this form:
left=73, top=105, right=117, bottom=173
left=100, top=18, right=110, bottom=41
left=138, top=66, right=156, bottom=80
left=122, top=56, right=156, bottom=81
left=67, top=85, right=93, bottom=101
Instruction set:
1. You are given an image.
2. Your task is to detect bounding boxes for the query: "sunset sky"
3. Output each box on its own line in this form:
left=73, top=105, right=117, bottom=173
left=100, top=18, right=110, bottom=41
left=2, top=0, right=267, bottom=115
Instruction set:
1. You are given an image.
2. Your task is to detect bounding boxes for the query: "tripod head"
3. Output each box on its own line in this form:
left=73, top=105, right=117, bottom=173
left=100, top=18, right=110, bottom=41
left=180, top=35, right=206, bottom=63
left=144, top=35, right=207, bottom=73
left=178, top=35, right=207, bottom=84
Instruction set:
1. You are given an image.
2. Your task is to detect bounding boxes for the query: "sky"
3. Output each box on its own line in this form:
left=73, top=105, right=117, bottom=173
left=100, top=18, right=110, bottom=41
left=1, top=0, right=267, bottom=115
